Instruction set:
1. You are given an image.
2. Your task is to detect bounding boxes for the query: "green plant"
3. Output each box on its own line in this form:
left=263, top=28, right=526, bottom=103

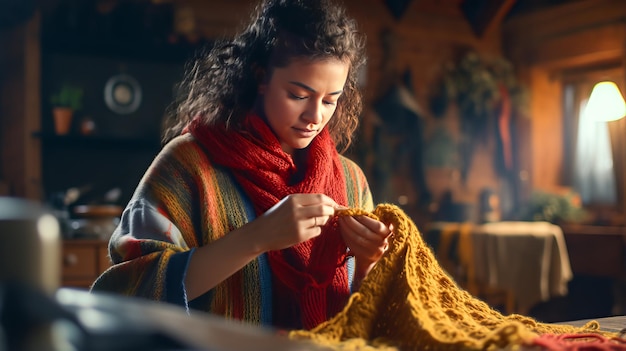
left=436, top=52, right=528, bottom=136
left=431, top=51, right=529, bottom=183
left=50, top=83, right=83, bottom=110
left=519, top=190, right=588, bottom=224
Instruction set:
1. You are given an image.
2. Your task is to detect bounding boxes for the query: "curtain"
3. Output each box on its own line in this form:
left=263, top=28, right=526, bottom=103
left=573, top=98, right=617, bottom=205
left=608, top=117, right=626, bottom=214
left=561, top=67, right=625, bottom=219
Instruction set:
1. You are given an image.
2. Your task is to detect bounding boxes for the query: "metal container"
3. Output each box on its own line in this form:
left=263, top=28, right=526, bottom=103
left=0, top=197, right=61, bottom=294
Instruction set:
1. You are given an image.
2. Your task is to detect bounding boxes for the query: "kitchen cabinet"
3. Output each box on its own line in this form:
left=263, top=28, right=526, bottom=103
left=61, top=239, right=110, bottom=289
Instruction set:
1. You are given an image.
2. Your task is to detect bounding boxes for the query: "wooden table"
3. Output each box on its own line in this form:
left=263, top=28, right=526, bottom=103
left=560, top=224, right=626, bottom=315
left=565, top=315, right=626, bottom=333
left=424, top=221, right=573, bottom=315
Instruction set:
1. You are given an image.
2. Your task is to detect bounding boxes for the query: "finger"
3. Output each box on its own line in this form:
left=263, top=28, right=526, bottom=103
left=291, top=193, right=339, bottom=208
left=342, top=225, right=386, bottom=261
left=352, top=215, right=392, bottom=238
left=333, top=204, right=349, bottom=212
left=300, top=206, right=336, bottom=222
left=340, top=216, right=380, bottom=245
left=343, top=230, right=371, bottom=253
left=309, top=215, right=332, bottom=228
left=316, top=216, right=330, bottom=227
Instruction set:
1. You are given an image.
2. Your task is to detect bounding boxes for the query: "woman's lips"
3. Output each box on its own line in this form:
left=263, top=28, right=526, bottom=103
left=293, top=127, right=317, bottom=137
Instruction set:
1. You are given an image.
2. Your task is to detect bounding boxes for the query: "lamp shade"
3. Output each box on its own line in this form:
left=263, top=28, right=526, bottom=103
left=584, top=81, right=626, bottom=122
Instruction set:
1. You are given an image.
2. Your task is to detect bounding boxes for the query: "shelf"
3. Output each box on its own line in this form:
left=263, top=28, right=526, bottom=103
left=41, top=35, right=206, bottom=64
left=40, top=1, right=211, bottom=65
left=34, top=132, right=161, bottom=150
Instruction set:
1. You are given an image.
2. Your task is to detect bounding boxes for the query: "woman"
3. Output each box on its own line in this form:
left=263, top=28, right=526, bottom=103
left=91, top=0, right=392, bottom=331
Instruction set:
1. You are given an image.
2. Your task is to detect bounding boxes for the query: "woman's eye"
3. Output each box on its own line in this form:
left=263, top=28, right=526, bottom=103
left=288, top=92, right=306, bottom=100
left=323, top=100, right=337, bottom=106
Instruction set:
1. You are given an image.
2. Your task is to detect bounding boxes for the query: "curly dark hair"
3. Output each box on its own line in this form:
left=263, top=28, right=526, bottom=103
left=162, top=0, right=367, bottom=152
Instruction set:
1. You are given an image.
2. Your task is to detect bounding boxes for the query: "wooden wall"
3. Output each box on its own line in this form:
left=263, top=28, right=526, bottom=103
left=0, top=0, right=515, bottom=222
left=347, top=0, right=505, bottom=205
left=503, top=0, right=626, bottom=193
left=181, top=0, right=510, bottom=219
left=0, top=13, right=42, bottom=199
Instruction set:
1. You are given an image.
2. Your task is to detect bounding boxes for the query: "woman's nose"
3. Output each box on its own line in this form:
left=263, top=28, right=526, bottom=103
left=303, top=101, right=324, bottom=124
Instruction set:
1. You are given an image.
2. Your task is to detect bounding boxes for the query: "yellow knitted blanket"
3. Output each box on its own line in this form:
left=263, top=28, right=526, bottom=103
left=290, top=203, right=611, bottom=350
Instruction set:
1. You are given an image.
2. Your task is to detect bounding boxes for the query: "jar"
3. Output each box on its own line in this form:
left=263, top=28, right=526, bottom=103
left=0, top=197, right=61, bottom=294
left=69, top=205, right=123, bottom=240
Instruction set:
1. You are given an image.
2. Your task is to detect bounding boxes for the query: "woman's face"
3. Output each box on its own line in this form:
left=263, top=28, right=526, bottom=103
left=258, top=57, right=349, bottom=155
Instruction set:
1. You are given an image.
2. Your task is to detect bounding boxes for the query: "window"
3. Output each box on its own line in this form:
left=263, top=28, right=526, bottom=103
left=562, top=68, right=626, bottom=223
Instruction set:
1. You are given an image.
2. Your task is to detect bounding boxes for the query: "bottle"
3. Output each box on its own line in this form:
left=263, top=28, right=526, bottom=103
left=479, top=188, right=501, bottom=223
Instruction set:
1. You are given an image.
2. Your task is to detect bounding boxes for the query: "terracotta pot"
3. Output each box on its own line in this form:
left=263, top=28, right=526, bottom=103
left=53, top=107, right=74, bottom=135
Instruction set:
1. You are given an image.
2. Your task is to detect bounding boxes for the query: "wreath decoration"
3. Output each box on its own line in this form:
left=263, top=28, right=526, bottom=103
left=431, top=51, right=528, bottom=183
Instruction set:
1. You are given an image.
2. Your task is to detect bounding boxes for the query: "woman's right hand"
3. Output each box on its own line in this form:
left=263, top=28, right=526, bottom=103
left=251, top=193, right=340, bottom=252
left=186, top=193, right=338, bottom=299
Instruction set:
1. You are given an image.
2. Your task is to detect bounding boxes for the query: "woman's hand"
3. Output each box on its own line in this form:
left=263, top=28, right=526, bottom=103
left=338, top=215, right=393, bottom=285
left=251, top=193, right=339, bottom=252
left=185, top=193, right=337, bottom=300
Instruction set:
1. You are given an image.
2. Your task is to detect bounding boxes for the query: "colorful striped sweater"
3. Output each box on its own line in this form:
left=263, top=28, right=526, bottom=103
left=90, top=133, right=374, bottom=327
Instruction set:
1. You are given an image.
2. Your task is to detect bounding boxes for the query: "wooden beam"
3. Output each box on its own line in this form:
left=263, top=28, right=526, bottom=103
left=461, top=0, right=517, bottom=37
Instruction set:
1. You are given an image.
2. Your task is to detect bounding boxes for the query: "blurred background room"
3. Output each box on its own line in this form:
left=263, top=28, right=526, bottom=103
left=1, top=0, right=625, bottom=327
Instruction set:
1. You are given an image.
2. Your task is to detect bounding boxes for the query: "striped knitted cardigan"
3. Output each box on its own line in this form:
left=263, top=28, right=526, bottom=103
left=90, top=133, right=374, bottom=326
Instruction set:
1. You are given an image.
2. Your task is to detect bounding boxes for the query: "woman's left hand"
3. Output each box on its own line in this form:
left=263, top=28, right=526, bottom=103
left=337, top=215, right=393, bottom=278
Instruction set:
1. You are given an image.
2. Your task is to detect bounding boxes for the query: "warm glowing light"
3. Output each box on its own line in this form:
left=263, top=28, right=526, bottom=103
left=584, top=81, right=626, bottom=122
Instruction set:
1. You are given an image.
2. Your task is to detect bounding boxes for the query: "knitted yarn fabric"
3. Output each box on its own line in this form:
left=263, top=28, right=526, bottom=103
left=290, top=204, right=616, bottom=350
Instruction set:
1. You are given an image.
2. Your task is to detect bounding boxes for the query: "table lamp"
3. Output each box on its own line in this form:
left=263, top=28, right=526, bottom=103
left=584, top=80, right=626, bottom=122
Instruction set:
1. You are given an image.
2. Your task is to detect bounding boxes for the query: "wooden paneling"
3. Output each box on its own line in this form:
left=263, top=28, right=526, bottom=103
left=0, top=13, right=42, bottom=200
left=505, top=0, right=626, bottom=54
left=528, top=67, right=562, bottom=190
left=183, top=0, right=506, bottom=209
left=462, top=0, right=518, bottom=38
left=561, top=225, right=626, bottom=279
left=61, top=239, right=110, bottom=289
left=529, top=24, right=624, bottom=70
left=503, top=0, right=626, bottom=193
left=0, top=0, right=512, bottom=212
left=182, top=0, right=257, bottom=39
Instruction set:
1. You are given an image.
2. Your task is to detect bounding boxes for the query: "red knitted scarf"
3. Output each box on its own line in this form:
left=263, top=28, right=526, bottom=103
left=186, top=114, right=350, bottom=330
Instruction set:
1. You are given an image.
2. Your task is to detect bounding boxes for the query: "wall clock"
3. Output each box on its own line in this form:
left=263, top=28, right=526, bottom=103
left=104, top=74, right=142, bottom=115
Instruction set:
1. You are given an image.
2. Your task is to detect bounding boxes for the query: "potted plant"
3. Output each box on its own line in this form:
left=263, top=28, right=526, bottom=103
left=50, top=83, right=83, bottom=135
left=518, top=190, right=588, bottom=224
left=431, top=52, right=528, bottom=184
